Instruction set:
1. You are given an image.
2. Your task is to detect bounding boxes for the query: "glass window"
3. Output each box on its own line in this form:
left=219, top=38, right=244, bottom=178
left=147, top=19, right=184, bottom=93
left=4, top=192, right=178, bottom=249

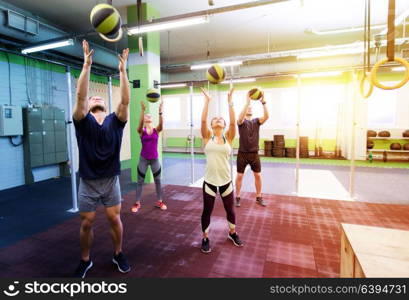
left=281, top=89, right=298, bottom=128
left=367, top=88, right=397, bottom=128
left=163, top=96, right=181, bottom=129
left=300, top=84, right=345, bottom=127
left=186, top=95, right=206, bottom=129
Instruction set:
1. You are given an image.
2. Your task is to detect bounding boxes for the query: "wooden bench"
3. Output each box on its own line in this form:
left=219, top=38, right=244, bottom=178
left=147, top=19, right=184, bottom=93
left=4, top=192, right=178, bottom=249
left=340, top=223, right=409, bottom=278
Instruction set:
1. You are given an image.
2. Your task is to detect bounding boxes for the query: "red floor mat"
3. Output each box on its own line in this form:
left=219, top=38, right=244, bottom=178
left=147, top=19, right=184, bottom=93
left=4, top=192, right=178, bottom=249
left=1, top=184, right=409, bottom=278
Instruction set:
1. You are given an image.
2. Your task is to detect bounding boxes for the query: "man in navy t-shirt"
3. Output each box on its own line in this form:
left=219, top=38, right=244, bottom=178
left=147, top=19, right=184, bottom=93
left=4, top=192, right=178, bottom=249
left=73, top=40, right=130, bottom=278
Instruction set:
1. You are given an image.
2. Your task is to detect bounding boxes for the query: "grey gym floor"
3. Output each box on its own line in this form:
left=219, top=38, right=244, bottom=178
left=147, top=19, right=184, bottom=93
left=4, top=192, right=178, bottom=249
left=162, top=157, right=409, bottom=205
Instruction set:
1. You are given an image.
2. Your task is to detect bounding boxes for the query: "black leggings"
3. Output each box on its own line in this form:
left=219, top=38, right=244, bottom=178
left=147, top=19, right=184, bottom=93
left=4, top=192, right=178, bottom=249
left=201, top=181, right=236, bottom=233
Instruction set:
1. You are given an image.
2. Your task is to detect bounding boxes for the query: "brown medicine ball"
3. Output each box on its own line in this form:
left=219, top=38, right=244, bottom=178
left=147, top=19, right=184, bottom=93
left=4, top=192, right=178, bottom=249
left=367, top=130, right=377, bottom=137
left=378, top=131, right=391, bottom=137
left=403, top=130, right=409, bottom=137
left=367, top=139, right=374, bottom=149
left=403, top=143, right=409, bottom=150
left=390, top=143, right=402, bottom=150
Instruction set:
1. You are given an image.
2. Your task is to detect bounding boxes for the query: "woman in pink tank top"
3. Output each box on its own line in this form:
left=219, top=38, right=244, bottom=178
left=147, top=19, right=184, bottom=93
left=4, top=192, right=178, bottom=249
left=131, top=100, right=166, bottom=213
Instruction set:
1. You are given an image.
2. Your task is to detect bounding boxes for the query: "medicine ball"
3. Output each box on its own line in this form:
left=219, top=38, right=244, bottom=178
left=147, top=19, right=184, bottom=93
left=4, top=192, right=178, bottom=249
left=367, top=130, right=377, bottom=137
left=90, top=4, right=122, bottom=42
left=248, top=87, right=264, bottom=100
left=378, top=131, right=391, bottom=137
left=403, top=130, right=409, bottom=137
left=403, top=143, right=409, bottom=150
left=390, top=143, right=401, bottom=150
left=367, top=139, right=374, bottom=149
left=146, top=88, right=161, bottom=103
left=206, top=64, right=226, bottom=84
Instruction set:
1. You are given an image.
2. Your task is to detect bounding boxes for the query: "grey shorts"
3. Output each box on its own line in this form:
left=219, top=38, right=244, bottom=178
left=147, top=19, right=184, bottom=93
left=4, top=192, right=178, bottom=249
left=78, top=176, right=122, bottom=212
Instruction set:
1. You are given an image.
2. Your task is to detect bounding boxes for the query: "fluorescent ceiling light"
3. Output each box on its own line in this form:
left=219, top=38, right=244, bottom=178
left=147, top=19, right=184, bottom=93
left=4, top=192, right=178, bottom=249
left=392, top=66, right=406, bottom=72
left=22, top=39, right=74, bottom=54
left=221, top=78, right=256, bottom=84
left=300, top=71, right=343, bottom=78
left=128, top=16, right=209, bottom=35
left=190, top=60, right=243, bottom=70
left=160, top=83, right=187, bottom=89
left=310, top=24, right=386, bottom=35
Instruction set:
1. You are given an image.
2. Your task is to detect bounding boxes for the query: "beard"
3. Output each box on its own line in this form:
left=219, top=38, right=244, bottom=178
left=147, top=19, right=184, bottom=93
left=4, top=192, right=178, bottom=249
left=90, top=104, right=106, bottom=113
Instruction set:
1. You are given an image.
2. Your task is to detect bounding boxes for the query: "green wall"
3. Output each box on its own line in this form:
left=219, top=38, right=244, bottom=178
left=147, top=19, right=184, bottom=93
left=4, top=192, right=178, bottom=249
left=128, top=3, right=161, bottom=183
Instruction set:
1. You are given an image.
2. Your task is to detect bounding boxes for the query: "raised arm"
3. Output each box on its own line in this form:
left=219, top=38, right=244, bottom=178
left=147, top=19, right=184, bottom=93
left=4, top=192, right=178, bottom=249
left=200, top=87, right=211, bottom=142
left=115, top=48, right=130, bottom=123
left=258, top=93, right=269, bottom=124
left=73, top=40, right=94, bottom=121
left=156, top=100, right=163, bottom=133
left=137, top=101, right=145, bottom=135
left=237, top=91, right=251, bottom=125
left=225, top=88, right=236, bottom=144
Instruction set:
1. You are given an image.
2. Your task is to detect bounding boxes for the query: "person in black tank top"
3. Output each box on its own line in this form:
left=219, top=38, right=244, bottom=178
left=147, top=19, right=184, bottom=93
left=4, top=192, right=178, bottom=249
left=72, top=40, right=131, bottom=278
left=235, top=90, right=269, bottom=207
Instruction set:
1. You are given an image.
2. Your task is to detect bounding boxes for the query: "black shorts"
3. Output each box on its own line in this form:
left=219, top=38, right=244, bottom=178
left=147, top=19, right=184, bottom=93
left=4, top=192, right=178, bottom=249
left=236, top=152, right=261, bottom=173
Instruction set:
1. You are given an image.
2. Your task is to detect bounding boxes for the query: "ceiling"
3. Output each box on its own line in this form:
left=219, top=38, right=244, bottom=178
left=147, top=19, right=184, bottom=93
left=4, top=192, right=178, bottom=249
left=3, top=0, right=409, bottom=65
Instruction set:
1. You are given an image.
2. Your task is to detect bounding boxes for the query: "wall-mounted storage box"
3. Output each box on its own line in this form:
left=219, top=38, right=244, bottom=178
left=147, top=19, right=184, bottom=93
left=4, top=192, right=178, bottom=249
left=23, top=107, right=68, bottom=184
left=0, top=105, right=23, bottom=136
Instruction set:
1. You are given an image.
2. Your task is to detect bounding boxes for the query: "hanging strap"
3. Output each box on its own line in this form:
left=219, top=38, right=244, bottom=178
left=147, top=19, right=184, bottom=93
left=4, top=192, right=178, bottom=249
left=366, top=0, right=371, bottom=72
left=387, top=0, right=395, bottom=61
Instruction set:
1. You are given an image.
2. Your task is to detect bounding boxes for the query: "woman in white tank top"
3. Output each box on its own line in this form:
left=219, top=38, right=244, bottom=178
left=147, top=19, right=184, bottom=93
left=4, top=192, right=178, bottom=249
left=199, top=87, right=244, bottom=254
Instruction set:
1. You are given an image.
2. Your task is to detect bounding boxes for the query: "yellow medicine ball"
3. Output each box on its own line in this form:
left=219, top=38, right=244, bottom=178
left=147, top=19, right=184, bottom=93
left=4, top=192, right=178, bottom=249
left=90, top=4, right=122, bottom=36
left=206, top=64, right=226, bottom=84
left=248, top=87, right=264, bottom=100
left=146, top=88, right=161, bottom=103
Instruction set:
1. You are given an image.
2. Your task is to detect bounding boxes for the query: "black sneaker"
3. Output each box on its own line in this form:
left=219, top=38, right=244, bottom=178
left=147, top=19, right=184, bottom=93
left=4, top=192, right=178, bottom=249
left=112, top=252, right=131, bottom=273
left=256, top=197, right=267, bottom=207
left=235, top=197, right=241, bottom=207
left=228, top=232, right=244, bottom=247
left=201, top=238, right=212, bottom=254
left=74, top=259, right=93, bottom=278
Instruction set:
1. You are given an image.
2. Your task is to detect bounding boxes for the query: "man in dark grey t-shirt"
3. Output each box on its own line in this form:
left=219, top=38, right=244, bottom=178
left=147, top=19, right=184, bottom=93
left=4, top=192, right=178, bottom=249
left=235, top=91, right=269, bottom=207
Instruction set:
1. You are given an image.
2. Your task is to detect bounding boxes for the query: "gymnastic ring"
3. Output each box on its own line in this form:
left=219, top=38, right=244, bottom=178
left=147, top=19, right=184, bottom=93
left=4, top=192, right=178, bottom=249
left=360, top=72, right=373, bottom=99
left=370, top=57, right=409, bottom=90
left=98, top=27, right=123, bottom=43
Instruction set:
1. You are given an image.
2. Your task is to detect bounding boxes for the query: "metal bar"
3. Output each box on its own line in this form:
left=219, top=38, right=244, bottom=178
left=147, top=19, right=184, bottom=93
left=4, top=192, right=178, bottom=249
left=160, top=60, right=405, bottom=87
left=189, top=83, right=195, bottom=185
left=108, top=76, right=113, bottom=113
left=0, top=47, right=117, bottom=77
left=349, top=72, right=358, bottom=199
left=66, top=66, right=78, bottom=213
left=229, top=66, right=234, bottom=186
left=126, top=0, right=290, bottom=28
left=295, top=74, right=301, bottom=195
left=163, top=36, right=409, bottom=72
